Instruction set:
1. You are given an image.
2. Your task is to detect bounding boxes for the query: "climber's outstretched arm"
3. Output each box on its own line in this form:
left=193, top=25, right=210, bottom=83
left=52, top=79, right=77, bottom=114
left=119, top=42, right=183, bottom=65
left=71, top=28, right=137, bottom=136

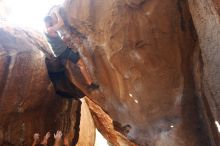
left=47, top=8, right=64, bottom=35
left=32, top=133, right=40, bottom=146
left=41, top=132, right=51, bottom=145
left=54, top=130, right=63, bottom=146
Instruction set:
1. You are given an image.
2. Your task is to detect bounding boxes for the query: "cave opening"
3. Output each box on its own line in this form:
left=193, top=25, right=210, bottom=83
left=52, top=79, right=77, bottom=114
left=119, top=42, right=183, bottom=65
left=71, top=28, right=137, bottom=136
left=0, top=0, right=63, bottom=31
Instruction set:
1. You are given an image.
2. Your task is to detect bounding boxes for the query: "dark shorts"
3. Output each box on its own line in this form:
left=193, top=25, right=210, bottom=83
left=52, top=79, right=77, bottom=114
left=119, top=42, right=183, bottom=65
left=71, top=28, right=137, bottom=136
left=45, top=48, right=84, bottom=99
left=58, top=48, right=80, bottom=64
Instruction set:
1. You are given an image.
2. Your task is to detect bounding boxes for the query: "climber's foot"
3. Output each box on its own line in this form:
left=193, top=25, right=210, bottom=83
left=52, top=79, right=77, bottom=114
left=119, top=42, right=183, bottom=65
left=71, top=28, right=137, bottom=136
left=87, top=83, right=99, bottom=91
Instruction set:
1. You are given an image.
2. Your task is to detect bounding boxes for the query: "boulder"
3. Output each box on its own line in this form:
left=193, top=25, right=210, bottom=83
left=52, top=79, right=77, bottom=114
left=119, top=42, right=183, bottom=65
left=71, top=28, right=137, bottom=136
left=0, top=26, right=95, bottom=146
left=62, top=0, right=211, bottom=145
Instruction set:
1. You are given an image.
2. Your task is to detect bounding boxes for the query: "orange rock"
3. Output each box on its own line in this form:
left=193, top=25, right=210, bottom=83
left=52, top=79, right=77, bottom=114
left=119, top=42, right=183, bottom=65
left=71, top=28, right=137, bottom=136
left=0, top=26, right=95, bottom=146
left=62, top=0, right=212, bottom=145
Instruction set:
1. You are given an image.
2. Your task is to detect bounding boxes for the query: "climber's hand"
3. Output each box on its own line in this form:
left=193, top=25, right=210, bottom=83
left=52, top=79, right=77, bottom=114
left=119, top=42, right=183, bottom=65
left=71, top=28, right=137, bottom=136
left=54, top=131, right=62, bottom=146
left=32, top=133, right=40, bottom=146
left=54, top=7, right=62, bottom=21
left=54, top=130, right=62, bottom=140
left=49, top=7, right=64, bottom=32
left=44, top=132, right=51, bottom=140
left=33, top=133, right=40, bottom=142
left=41, top=132, right=51, bottom=145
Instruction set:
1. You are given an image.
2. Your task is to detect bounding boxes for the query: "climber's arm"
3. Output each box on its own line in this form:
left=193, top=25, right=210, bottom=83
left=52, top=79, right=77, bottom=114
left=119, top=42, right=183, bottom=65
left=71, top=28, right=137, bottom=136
left=32, top=141, right=36, bottom=146
left=41, top=132, right=51, bottom=146
left=47, top=8, right=64, bottom=36
left=61, top=34, right=71, bottom=43
left=53, top=131, right=62, bottom=146
left=32, top=133, right=40, bottom=146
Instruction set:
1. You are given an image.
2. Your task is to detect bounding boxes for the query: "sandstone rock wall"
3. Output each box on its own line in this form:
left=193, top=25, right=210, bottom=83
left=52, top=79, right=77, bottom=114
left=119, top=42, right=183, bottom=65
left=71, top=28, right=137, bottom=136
left=0, top=26, right=95, bottom=146
left=188, top=0, right=220, bottom=145
left=62, top=0, right=211, bottom=145
left=0, top=0, right=219, bottom=145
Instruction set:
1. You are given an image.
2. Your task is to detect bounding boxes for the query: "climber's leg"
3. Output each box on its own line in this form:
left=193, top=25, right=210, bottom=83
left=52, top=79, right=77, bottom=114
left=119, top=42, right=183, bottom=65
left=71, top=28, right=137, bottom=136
left=77, top=59, right=99, bottom=90
left=76, top=58, right=93, bottom=85
left=67, top=48, right=99, bottom=90
left=65, top=48, right=88, bottom=82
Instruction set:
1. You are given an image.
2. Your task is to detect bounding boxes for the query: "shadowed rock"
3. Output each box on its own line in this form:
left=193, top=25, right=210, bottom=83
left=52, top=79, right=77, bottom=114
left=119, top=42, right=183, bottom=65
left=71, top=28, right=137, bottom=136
left=189, top=0, right=220, bottom=145
left=0, top=26, right=95, bottom=146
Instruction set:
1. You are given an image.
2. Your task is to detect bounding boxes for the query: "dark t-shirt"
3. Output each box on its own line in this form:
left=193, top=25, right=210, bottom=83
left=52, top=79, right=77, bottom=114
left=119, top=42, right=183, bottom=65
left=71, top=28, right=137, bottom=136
left=45, top=32, right=67, bottom=57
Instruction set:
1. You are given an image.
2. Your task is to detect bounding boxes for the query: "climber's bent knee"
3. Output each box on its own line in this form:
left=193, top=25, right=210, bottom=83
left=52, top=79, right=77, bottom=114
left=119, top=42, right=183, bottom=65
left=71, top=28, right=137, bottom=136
left=76, top=58, right=84, bottom=67
left=59, top=47, right=80, bottom=64
left=67, top=48, right=80, bottom=64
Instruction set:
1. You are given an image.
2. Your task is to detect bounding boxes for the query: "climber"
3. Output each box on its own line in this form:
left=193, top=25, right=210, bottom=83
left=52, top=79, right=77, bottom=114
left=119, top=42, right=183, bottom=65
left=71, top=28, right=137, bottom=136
left=44, top=7, right=99, bottom=91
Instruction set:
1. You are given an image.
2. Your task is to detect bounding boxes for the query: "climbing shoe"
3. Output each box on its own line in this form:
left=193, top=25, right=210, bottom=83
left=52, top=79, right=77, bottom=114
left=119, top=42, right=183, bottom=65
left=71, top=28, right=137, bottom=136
left=87, top=83, right=99, bottom=91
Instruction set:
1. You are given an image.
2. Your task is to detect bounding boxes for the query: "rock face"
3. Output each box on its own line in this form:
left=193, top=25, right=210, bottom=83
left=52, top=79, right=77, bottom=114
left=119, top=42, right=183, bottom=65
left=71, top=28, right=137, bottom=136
left=62, top=0, right=211, bottom=145
left=0, top=0, right=219, bottom=145
left=0, top=26, right=95, bottom=146
left=188, top=0, right=220, bottom=145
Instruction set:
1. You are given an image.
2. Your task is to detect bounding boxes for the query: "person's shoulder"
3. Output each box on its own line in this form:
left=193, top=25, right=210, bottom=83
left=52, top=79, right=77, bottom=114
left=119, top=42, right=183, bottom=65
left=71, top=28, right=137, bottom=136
left=46, top=28, right=57, bottom=37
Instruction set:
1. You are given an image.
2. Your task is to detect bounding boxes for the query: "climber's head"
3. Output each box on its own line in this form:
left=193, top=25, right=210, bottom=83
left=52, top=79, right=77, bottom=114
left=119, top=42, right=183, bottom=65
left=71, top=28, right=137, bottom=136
left=44, top=16, right=54, bottom=27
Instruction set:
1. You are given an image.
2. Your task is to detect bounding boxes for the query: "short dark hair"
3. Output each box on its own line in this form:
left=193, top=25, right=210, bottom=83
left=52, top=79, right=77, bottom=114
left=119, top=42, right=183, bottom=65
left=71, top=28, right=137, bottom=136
left=44, top=16, right=53, bottom=26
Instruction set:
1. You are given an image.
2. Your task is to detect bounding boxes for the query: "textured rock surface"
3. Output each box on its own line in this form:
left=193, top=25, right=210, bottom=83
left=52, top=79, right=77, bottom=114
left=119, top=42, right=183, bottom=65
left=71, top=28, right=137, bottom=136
left=189, top=0, right=220, bottom=145
left=62, top=0, right=211, bottom=145
left=0, top=0, right=219, bottom=145
left=0, top=26, right=95, bottom=146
